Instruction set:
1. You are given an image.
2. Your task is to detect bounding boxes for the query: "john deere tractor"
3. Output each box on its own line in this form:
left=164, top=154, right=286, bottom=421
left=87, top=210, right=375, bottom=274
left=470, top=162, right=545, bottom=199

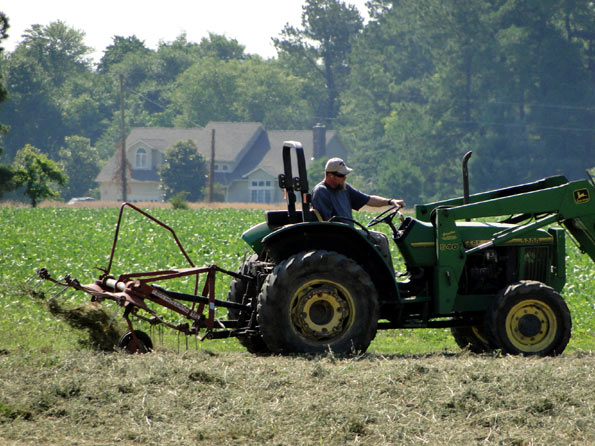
left=227, top=142, right=595, bottom=356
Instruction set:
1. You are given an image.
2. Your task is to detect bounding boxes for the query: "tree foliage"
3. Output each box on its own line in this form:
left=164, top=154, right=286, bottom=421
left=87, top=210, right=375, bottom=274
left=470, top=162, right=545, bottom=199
left=274, top=0, right=363, bottom=125
left=158, top=140, right=207, bottom=201
left=12, top=144, right=68, bottom=206
left=58, top=136, right=100, bottom=199
left=0, top=2, right=593, bottom=206
left=342, top=0, right=595, bottom=204
left=0, top=11, right=14, bottom=197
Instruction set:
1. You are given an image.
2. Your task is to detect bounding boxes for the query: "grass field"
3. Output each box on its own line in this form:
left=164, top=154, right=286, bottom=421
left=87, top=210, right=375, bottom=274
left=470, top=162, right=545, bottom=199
left=1, top=206, right=594, bottom=445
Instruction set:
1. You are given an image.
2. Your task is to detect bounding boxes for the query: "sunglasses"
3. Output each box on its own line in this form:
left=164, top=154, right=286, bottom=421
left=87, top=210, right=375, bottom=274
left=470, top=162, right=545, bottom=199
left=330, top=172, right=346, bottom=178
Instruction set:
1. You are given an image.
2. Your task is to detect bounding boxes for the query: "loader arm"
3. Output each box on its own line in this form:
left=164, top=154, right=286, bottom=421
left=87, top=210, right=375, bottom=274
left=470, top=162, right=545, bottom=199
left=430, top=177, right=595, bottom=313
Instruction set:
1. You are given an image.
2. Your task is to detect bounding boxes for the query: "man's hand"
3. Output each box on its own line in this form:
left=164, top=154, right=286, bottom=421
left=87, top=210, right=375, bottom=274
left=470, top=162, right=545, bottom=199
left=388, top=198, right=405, bottom=209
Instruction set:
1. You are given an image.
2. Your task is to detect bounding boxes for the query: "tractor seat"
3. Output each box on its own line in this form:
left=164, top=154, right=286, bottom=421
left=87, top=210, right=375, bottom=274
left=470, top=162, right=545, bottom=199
left=266, top=210, right=320, bottom=226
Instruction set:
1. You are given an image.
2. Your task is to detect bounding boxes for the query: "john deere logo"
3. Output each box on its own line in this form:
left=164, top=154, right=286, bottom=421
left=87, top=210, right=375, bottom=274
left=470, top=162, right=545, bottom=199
left=573, top=188, right=590, bottom=204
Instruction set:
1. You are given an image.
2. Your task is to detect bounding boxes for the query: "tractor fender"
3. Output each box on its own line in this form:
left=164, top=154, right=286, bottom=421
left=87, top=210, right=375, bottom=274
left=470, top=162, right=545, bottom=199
left=261, top=222, right=400, bottom=306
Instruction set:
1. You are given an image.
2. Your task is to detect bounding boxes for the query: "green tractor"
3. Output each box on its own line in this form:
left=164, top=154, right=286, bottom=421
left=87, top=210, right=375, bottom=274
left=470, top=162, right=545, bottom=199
left=228, top=141, right=595, bottom=357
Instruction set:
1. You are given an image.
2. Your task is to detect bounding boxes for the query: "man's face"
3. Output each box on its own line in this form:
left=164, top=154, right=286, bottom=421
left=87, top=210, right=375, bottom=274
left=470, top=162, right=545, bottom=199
left=326, top=172, right=347, bottom=190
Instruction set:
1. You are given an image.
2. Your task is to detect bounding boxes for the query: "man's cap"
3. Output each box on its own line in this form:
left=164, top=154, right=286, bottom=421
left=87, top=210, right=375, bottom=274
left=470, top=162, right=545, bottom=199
left=325, top=157, right=353, bottom=175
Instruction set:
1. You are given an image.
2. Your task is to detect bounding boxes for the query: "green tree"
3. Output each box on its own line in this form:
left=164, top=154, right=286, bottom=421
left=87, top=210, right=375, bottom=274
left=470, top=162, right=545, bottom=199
left=0, top=20, right=99, bottom=161
left=274, top=0, right=363, bottom=125
left=0, top=11, right=15, bottom=197
left=341, top=0, right=595, bottom=204
left=158, top=140, right=207, bottom=201
left=0, top=54, right=65, bottom=160
left=234, top=59, right=314, bottom=129
left=155, top=34, right=201, bottom=83
left=13, top=144, right=68, bottom=206
left=58, top=136, right=100, bottom=199
left=169, top=58, right=242, bottom=126
left=97, top=35, right=151, bottom=73
left=18, top=21, right=92, bottom=88
left=198, top=32, right=246, bottom=60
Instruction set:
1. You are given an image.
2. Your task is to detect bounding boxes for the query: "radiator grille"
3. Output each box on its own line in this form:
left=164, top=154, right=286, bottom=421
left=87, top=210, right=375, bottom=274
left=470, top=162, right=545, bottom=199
left=523, top=247, right=549, bottom=282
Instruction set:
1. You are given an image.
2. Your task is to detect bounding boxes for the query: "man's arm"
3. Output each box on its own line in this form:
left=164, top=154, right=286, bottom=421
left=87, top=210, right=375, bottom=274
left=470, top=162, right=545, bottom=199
left=367, top=195, right=405, bottom=209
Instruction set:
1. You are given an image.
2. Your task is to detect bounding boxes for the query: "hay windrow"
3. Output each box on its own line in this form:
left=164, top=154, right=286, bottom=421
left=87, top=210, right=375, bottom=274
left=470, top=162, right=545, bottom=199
left=0, top=350, right=593, bottom=445
left=27, top=287, right=124, bottom=351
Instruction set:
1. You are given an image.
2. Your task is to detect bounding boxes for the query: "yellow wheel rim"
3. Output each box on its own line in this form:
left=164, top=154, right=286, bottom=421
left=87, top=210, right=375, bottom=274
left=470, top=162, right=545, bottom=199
left=505, top=299, right=557, bottom=353
left=290, top=280, right=354, bottom=341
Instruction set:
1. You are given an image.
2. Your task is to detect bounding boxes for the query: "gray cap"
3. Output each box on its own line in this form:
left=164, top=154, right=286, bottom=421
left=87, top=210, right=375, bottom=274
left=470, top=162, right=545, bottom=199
left=325, top=157, right=353, bottom=175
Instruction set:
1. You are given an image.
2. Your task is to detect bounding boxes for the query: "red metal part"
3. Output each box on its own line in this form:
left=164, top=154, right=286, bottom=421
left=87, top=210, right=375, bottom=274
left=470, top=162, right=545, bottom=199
left=37, top=203, right=255, bottom=343
left=105, top=202, right=195, bottom=277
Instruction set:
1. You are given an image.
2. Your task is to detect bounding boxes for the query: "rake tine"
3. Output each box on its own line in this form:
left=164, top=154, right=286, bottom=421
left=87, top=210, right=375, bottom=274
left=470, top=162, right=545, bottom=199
left=45, top=281, right=62, bottom=295
left=24, top=273, right=39, bottom=286
left=49, top=285, right=70, bottom=301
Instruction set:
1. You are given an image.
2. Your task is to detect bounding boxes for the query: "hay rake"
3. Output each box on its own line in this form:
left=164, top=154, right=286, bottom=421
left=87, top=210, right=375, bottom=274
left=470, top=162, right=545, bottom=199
left=37, top=202, right=256, bottom=353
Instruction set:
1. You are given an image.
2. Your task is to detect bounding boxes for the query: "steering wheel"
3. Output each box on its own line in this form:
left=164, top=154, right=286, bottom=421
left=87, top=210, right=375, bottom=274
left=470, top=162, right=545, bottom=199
left=367, top=205, right=404, bottom=228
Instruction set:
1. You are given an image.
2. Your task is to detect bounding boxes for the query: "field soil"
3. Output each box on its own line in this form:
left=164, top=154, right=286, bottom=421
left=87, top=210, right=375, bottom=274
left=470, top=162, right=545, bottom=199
left=1, top=349, right=594, bottom=446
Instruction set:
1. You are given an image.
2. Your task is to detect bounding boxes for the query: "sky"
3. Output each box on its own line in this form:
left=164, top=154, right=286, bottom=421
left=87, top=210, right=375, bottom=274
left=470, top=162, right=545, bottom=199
left=1, top=0, right=370, bottom=62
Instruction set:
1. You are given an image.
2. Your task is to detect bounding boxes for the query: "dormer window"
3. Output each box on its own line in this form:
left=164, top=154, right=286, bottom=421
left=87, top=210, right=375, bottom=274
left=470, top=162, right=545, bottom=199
left=136, top=148, right=147, bottom=169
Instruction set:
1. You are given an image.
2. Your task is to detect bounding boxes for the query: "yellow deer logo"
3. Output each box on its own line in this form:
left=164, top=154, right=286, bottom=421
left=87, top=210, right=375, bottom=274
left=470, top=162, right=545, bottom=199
left=573, top=189, right=590, bottom=204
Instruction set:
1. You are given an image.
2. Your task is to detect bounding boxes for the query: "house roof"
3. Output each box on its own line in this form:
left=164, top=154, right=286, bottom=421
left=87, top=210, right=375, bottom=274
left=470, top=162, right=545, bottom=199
left=96, top=123, right=344, bottom=188
left=125, top=123, right=264, bottom=162
left=259, top=130, right=338, bottom=173
left=96, top=122, right=264, bottom=183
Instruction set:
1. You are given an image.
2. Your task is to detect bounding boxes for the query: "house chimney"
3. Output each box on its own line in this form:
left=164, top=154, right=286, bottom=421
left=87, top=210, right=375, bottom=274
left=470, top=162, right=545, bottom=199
left=313, top=123, right=326, bottom=159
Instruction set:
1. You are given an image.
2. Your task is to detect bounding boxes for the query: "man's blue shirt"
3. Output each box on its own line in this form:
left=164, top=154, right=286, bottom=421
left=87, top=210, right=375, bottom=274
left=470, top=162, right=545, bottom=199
left=312, top=181, right=370, bottom=221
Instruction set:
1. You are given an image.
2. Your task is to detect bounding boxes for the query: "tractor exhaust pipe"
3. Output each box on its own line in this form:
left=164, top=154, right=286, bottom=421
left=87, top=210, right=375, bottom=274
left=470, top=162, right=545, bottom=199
left=462, top=151, right=472, bottom=222
left=462, top=151, right=472, bottom=205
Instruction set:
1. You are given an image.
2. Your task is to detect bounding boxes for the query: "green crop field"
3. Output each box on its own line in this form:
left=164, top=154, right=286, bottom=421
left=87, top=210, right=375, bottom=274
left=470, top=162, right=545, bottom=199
left=1, top=206, right=594, bottom=445
left=1, top=206, right=593, bottom=354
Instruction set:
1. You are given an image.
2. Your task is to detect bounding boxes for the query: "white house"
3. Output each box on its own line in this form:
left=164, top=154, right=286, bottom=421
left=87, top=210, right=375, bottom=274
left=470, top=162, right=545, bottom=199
left=96, top=122, right=348, bottom=203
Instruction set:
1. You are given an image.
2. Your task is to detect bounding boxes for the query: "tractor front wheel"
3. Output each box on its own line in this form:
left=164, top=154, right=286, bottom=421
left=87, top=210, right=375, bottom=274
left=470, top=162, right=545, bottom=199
left=486, top=281, right=571, bottom=356
left=257, top=250, right=379, bottom=355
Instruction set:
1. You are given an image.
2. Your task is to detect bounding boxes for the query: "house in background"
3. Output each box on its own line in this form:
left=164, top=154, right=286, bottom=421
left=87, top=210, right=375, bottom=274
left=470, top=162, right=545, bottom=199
left=96, top=122, right=348, bottom=203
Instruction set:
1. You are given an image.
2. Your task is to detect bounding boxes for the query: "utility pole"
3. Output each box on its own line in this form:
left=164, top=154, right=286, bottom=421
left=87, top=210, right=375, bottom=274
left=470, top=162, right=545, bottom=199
left=119, top=74, right=127, bottom=201
left=208, top=128, right=215, bottom=202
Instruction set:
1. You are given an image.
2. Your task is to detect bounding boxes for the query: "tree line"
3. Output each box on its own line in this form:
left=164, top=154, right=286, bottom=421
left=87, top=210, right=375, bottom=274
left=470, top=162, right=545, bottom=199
left=0, top=0, right=593, bottom=206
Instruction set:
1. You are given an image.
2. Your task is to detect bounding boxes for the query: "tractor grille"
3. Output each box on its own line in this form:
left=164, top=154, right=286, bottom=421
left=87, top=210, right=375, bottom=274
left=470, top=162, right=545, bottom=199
left=523, top=247, right=549, bottom=282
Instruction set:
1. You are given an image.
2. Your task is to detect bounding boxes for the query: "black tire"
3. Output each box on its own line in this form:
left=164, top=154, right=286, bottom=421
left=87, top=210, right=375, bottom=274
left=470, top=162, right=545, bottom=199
left=451, top=325, right=492, bottom=354
left=226, top=254, right=269, bottom=354
left=486, top=281, right=571, bottom=357
left=118, top=330, right=153, bottom=353
left=257, top=250, right=379, bottom=355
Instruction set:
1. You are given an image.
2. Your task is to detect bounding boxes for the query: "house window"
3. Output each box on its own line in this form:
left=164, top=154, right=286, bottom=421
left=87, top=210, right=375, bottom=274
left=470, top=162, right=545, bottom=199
left=135, top=148, right=148, bottom=169
left=250, top=180, right=273, bottom=203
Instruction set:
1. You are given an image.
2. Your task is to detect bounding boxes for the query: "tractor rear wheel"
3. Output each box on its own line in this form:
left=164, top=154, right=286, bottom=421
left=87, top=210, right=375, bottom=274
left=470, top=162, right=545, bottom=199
left=451, top=325, right=492, bottom=354
left=486, top=281, right=571, bottom=356
left=226, top=254, right=269, bottom=354
left=257, top=250, right=379, bottom=355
